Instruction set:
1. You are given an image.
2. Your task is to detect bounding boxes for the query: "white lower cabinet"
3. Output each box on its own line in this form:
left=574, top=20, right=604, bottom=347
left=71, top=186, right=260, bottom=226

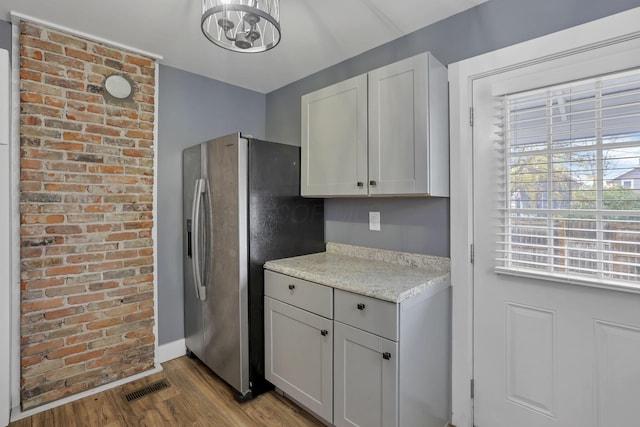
left=265, top=270, right=451, bottom=427
left=264, top=292, right=333, bottom=422
left=334, top=322, right=398, bottom=427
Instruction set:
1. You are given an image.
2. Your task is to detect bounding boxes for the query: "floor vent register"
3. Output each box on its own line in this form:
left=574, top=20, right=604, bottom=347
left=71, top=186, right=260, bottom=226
left=124, top=380, right=170, bottom=402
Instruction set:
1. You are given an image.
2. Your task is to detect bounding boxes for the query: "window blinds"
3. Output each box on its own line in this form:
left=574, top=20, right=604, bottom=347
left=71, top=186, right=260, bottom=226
left=496, top=69, right=640, bottom=287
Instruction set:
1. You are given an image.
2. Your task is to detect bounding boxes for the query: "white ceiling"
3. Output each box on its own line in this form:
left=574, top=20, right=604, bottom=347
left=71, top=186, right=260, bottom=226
left=1, top=0, right=486, bottom=93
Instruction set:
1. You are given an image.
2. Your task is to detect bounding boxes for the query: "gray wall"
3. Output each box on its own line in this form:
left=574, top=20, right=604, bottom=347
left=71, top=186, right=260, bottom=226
left=157, top=65, right=265, bottom=344
left=265, top=0, right=640, bottom=257
left=0, top=20, right=10, bottom=53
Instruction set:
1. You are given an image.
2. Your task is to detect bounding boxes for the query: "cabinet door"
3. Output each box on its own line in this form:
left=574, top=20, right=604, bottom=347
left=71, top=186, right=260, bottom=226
left=301, top=75, right=368, bottom=197
left=334, top=322, right=398, bottom=427
left=368, top=54, right=429, bottom=195
left=264, top=297, right=333, bottom=423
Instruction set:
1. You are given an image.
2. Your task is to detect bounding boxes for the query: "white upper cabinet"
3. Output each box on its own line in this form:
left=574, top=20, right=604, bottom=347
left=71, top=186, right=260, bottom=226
left=301, top=75, right=368, bottom=197
left=301, top=52, right=449, bottom=197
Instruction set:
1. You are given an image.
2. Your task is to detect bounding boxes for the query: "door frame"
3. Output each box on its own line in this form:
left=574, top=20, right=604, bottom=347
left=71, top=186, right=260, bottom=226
left=448, top=7, right=640, bottom=427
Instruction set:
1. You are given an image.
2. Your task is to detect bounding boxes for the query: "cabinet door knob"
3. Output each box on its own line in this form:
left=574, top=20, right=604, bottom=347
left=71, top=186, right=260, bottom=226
left=357, top=182, right=364, bottom=188
left=320, top=329, right=328, bottom=336
left=357, top=303, right=365, bottom=310
left=288, top=284, right=295, bottom=290
left=369, top=180, right=377, bottom=186
left=382, top=352, right=391, bottom=360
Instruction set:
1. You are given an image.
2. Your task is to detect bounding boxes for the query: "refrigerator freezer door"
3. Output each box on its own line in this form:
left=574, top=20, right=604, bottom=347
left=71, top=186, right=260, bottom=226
left=183, top=144, right=205, bottom=360
left=203, top=133, right=250, bottom=396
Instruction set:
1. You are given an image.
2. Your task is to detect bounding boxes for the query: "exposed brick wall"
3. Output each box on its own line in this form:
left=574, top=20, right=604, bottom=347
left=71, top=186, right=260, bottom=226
left=19, top=21, right=156, bottom=410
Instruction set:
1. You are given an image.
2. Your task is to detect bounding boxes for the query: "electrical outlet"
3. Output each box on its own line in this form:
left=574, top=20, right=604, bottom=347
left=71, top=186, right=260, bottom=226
left=369, top=211, right=381, bottom=231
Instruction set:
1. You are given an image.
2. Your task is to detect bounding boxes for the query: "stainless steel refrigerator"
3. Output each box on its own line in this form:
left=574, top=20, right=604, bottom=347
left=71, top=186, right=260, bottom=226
left=183, top=133, right=324, bottom=400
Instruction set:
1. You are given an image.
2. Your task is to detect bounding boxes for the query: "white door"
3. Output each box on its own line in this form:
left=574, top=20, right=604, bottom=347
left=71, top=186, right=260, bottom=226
left=368, top=54, right=427, bottom=195
left=264, top=297, right=333, bottom=423
left=301, top=75, right=368, bottom=197
left=473, top=38, right=640, bottom=427
left=334, top=322, right=398, bottom=427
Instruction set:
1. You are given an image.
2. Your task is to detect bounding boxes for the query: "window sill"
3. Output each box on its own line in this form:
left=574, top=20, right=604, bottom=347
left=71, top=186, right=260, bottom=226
left=494, top=266, right=640, bottom=295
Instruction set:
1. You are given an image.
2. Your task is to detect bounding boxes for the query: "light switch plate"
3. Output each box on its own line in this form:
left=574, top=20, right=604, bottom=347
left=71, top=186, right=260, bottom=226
left=369, top=211, right=380, bottom=231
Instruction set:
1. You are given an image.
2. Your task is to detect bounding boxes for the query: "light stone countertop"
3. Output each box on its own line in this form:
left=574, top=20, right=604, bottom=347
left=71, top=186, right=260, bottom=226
left=264, top=242, right=450, bottom=303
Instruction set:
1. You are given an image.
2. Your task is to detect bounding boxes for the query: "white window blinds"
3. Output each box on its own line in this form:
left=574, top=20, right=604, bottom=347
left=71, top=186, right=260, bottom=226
left=496, top=69, right=640, bottom=288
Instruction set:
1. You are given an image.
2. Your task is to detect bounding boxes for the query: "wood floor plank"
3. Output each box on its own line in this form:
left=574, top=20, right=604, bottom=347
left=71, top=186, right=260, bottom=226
left=10, top=356, right=324, bottom=427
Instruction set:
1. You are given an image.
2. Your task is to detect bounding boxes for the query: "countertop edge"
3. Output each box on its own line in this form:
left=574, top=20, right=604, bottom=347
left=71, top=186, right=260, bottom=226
left=263, top=261, right=451, bottom=304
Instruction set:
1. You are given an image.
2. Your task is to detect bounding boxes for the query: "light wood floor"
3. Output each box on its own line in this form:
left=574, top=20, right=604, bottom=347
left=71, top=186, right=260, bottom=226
left=11, top=356, right=324, bottom=427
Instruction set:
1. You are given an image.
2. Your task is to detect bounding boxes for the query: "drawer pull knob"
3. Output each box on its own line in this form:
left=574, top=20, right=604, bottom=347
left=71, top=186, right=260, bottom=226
left=369, top=180, right=377, bottom=186
left=357, top=303, right=366, bottom=310
left=382, top=352, right=391, bottom=360
left=320, top=329, right=328, bottom=336
left=288, top=284, right=295, bottom=290
left=357, top=182, right=364, bottom=188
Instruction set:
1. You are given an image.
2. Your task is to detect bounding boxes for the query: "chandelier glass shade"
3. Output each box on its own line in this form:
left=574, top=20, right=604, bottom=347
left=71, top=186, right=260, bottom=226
left=201, top=0, right=281, bottom=53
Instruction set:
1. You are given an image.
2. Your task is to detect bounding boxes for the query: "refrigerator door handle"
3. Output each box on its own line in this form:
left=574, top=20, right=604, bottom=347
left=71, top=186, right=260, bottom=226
left=191, top=178, right=207, bottom=301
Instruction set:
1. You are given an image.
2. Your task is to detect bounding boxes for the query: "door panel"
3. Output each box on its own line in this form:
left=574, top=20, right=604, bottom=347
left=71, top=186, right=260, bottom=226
left=203, top=134, right=249, bottom=395
left=472, top=39, right=640, bottom=427
left=368, top=54, right=427, bottom=195
left=334, top=322, right=398, bottom=427
left=264, top=297, right=333, bottom=422
left=594, top=321, right=640, bottom=426
left=301, top=75, right=368, bottom=197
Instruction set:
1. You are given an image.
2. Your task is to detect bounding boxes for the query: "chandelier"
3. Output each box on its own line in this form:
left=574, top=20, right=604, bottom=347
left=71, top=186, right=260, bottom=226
left=201, top=0, right=281, bottom=53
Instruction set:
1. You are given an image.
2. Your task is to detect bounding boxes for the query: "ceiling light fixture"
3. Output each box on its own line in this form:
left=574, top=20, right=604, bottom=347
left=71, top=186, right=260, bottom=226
left=201, top=0, right=281, bottom=53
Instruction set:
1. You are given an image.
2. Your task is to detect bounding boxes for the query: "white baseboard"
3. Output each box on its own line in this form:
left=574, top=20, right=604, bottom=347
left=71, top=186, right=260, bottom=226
left=158, top=338, right=186, bottom=363
left=10, top=365, right=163, bottom=422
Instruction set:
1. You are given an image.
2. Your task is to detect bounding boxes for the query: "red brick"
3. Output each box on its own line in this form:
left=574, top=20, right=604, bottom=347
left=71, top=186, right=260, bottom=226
left=21, top=46, right=43, bottom=61
left=21, top=92, right=43, bottom=104
left=106, top=232, right=137, bottom=241
left=48, top=33, right=87, bottom=50
left=21, top=36, right=64, bottom=54
left=22, top=215, right=65, bottom=224
left=20, top=69, right=41, bottom=82
left=43, top=96, right=65, bottom=109
left=67, top=293, right=105, bottom=305
left=86, top=317, right=122, bottom=330
left=22, top=298, right=64, bottom=313
left=44, top=307, right=84, bottom=320
left=86, top=354, right=122, bottom=369
left=67, top=253, right=104, bottom=264
left=125, top=130, right=153, bottom=140
left=45, top=225, right=82, bottom=235
left=62, top=131, right=102, bottom=144
left=22, top=339, right=65, bottom=356
left=21, top=58, right=65, bottom=76
left=44, top=142, right=84, bottom=151
left=64, top=349, right=103, bottom=365
left=48, top=161, right=87, bottom=172
left=66, top=331, right=103, bottom=345
left=125, top=55, right=153, bottom=67
left=88, top=261, right=123, bottom=273
left=85, top=125, right=121, bottom=137
left=45, top=265, right=85, bottom=277
left=123, top=309, right=154, bottom=323
left=21, top=159, right=42, bottom=170
left=25, top=278, right=65, bottom=290
left=64, top=313, right=101, bottom=326
left=48, top=343, right=87, bottom=359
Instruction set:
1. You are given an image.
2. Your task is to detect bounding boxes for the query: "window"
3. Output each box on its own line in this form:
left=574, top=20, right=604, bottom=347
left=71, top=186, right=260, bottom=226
left=496, top=70, right=640, bottom=287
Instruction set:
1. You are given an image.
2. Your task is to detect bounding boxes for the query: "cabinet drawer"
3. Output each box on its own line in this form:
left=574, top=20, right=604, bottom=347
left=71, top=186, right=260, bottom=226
left=334, top=289, right=399, bottom=341
left=264, top=270, right=333, bottom=318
